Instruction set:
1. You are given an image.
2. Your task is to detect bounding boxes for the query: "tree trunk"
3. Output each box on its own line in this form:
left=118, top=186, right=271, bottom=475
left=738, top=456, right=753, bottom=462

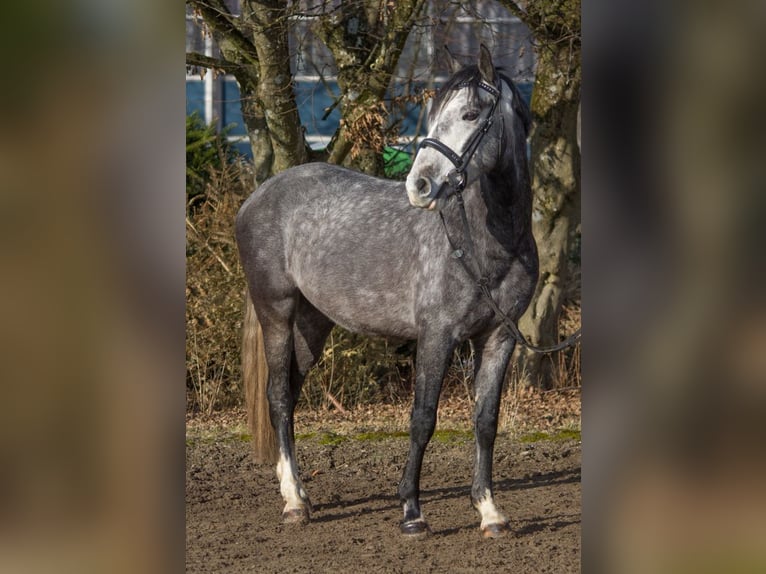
left=190, top=0, right=425, bottom=180
left=516, top=36, right=581, bottom=388
left=234, top=72, right=273, bottom=187
left=244, top=0, right=307, bottom=174
left=190, top=1, right=307, bottom=186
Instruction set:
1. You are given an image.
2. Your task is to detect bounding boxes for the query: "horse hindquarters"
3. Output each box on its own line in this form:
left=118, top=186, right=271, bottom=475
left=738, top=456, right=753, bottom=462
left=243, top=281, right=333, bottom=522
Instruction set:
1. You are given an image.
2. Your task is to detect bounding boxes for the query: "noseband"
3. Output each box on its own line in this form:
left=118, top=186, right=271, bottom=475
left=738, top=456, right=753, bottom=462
left=417, top=79, right=501, bottom=202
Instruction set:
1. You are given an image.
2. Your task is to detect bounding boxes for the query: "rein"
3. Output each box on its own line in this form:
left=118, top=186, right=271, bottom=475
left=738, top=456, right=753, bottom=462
left=428, top=79, right=581, bottom=354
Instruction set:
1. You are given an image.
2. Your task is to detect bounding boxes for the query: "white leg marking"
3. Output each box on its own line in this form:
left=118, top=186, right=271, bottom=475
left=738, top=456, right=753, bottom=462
left=276, top=453, right=308, bottom=511
left=402, top=501, right=426, bottom=523
left=475, top=489, right=508, bottom=529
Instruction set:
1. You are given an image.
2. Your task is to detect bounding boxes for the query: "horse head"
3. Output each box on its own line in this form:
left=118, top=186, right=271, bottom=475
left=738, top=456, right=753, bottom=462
left=406, top=45, right=513, bottom=210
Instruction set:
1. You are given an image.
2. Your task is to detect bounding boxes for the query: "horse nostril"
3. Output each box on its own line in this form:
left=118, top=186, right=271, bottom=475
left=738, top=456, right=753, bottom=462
left=406, top=175, right=434, bottom=208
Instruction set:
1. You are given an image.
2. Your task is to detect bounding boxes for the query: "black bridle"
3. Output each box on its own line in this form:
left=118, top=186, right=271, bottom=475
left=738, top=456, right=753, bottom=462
left=416, top=78, right=501, bottom=204
left=424, top=77, right=582, bottom=354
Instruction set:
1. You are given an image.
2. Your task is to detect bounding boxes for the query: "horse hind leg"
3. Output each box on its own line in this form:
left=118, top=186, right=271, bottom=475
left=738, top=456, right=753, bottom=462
left=270, top=296, right=333, bottom=524
left=251, top=293, right=306, bottom=524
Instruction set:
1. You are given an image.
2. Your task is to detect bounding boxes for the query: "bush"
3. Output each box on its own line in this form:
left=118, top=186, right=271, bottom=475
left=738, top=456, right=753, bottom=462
left=186, top=112, right=238, bottom=207
left=186, top=122, right=250, bottom=415
left=300, top=329, right=414, bottom=411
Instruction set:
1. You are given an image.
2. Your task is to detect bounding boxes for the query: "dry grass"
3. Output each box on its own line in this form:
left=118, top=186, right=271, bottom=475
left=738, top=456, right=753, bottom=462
left=186, top=158, right=250, bottom=415
left=554, top=301, right=582, bottom=389
left=186, top=386, right=580, bottom=440
left=300, top=329, right=414, bottom=411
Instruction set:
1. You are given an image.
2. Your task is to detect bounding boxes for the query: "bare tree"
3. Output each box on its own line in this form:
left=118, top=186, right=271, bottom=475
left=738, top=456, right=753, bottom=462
left=497, top=0, right=581, bottom=388
left=312, top=0, right=428, bottom=174
left=187, top=0, right=428, bottom=181
left=187, top=1, right=308, bottom=185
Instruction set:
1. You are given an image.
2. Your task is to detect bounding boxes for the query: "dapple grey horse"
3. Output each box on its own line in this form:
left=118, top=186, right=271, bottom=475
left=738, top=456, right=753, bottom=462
left=236, top=45, right=536, bottom=538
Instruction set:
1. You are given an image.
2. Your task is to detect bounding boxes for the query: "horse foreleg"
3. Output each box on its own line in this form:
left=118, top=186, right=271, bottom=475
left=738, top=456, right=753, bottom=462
left=398, top=331, right=455, bottom=537
left=471, top=329, right=516, bottom=538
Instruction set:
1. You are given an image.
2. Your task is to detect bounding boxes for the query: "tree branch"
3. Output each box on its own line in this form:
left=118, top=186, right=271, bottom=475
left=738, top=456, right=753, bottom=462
left=187, top=0, right=260, bottom=65
left=496, top=0, right=581, bottom=44
left=186, top=51, right=241, bottom=75
left=495, top=0, right=530, bottom=23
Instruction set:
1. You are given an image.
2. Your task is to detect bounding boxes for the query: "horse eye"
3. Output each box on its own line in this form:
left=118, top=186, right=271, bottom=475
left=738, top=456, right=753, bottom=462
left=462, top=111, right=480, bottom=122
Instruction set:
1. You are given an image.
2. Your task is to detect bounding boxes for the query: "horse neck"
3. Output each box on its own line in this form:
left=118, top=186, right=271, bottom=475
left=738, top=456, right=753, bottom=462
left=463, top=158, right=533, bottom=255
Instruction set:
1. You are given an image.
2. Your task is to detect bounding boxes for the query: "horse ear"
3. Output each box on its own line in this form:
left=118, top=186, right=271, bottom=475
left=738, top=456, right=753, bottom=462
left=478, top=44, right=497, bottom=85
left=443, top=45, right=461, bottom=73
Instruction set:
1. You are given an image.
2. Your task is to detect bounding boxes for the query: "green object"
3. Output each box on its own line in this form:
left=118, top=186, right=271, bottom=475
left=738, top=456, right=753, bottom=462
left=383, top=146, right=412, bottom=179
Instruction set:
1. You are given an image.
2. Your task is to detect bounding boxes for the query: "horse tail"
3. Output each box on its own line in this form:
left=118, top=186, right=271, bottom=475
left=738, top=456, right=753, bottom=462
left=242, top=286, right=278, bottom=464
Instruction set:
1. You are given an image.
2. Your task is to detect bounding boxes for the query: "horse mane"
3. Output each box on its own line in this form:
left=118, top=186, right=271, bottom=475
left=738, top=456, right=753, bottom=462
left=498, top=70, right=532, bottom=136
left=430, top=65, right=532, bottom=138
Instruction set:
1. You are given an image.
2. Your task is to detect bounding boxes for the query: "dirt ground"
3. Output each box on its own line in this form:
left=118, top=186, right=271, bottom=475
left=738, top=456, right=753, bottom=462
left=186, top=396, right=580, bottom=573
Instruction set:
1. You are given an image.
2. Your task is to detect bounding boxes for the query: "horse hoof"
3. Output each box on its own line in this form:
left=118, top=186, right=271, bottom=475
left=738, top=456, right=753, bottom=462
left=481, top=522, right=510, bottom=538
left=400, top=520, right=432, bottom=538
left=281, top=508, right=310, bottom=525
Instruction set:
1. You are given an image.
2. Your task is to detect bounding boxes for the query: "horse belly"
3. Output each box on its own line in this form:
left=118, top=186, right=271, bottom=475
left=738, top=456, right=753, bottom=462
left=296, top=272, right=417, bottom=339
left=272, top=173, right=420, bottom=339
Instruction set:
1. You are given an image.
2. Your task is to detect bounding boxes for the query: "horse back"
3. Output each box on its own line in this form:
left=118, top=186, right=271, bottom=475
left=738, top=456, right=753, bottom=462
left=236, top=163, right=424, bottom=338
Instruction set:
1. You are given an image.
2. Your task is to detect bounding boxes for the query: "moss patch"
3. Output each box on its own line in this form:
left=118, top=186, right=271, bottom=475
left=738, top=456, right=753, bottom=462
left=519, top=429, right=581, bottom=443
left=432, top=429, right=474, bottom=443
left=355, top=430, right=409, bottom=441
left=305, top=429, right=474, bottom=445
left=189, top=428, right=580, bottom=448
left=317, top=431, right=348, bottom=446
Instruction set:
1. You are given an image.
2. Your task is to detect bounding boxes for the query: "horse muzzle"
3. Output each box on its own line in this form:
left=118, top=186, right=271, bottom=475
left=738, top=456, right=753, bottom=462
left=406, top=175, right=441, bottom=210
